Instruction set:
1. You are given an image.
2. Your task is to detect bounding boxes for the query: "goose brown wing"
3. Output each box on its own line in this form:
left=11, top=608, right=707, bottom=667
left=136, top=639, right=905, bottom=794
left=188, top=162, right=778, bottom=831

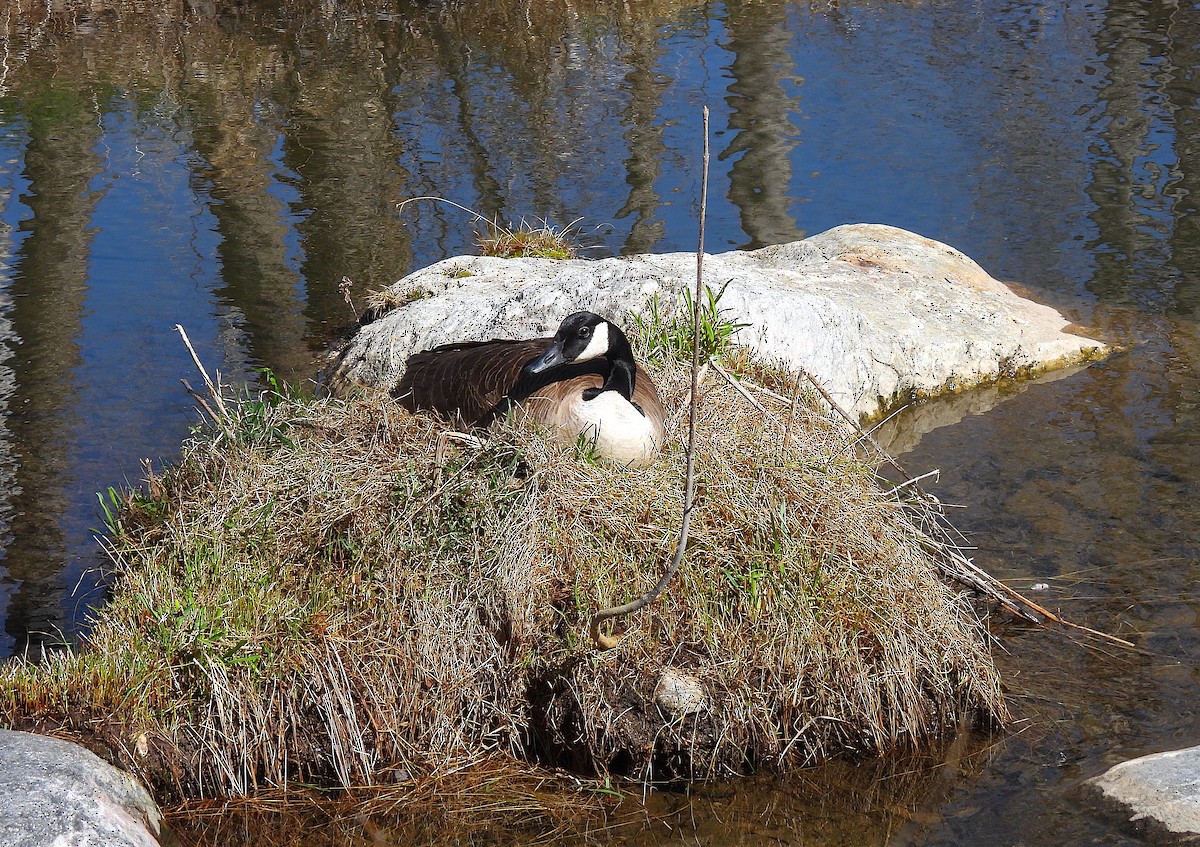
left=633, top=364, right=672, bottom=429
left=396, top=337, right=551, bottom=425
left=631, top=365, right=667, bottom=440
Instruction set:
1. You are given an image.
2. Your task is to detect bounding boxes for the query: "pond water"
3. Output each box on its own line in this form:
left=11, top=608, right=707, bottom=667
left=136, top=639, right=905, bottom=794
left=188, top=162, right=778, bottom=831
left=1, top=0, right=1198, bottom=843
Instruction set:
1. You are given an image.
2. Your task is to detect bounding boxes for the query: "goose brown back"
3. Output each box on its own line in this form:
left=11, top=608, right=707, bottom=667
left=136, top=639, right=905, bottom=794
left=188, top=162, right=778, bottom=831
left=396, top=338, right=549, bottom=427
left=396, top=338, right=665, bottom=435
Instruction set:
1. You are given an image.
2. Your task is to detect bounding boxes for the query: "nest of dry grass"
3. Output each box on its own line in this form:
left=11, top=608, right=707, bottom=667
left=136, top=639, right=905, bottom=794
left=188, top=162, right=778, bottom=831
left=0, top=355, right=1007, bottom=800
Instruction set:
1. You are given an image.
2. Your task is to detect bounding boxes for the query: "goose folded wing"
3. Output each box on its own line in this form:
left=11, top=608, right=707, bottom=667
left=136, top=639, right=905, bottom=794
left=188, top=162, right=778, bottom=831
left=396, top=338, right=549, bottom=426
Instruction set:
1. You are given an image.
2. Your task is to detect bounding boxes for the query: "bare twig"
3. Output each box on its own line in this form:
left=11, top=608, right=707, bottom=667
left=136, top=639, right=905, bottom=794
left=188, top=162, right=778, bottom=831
left=710, top=359, right=767, bottom=414
left=670, top=361, right=710, bottom=432
left=589, top=106, right=711, bottom=650
left=885, top=468, right=941, bottom=497
left=175, top=324, right=229, bottom=420
left=180, top=378, right=223, bottom=428
left=175, top=325, right=236, bottom=442
left=739, top=376, right=793, bottom=406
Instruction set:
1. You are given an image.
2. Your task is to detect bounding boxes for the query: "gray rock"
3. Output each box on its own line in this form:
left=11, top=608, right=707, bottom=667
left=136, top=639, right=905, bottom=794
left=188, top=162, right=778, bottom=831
left=0, top=729, right=162, bottom=847
left=328, top=223, right=1105, bottom=422
left=1086, top=745, right=1200, bottom=841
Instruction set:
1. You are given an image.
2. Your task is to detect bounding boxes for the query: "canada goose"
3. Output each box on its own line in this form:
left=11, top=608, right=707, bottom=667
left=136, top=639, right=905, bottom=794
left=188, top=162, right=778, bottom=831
left=397, top=312, right=666, bottom=465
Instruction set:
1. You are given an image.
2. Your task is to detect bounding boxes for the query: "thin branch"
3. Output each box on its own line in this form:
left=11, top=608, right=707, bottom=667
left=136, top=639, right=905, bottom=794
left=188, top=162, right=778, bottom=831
left=175, top=324, right=229, bottom=420
left=738, top=376, right=792, bottom=405
left=180, top=378, right=223, bottom=429
left=710, top=359, right=767, bottom=414
left=175, top=325, right=235, bottom=441
left=884, top=468, right=941, bottom=497
left=589, top=106, right=710, bottom=650
left=669, top=361, right=710, bottom=432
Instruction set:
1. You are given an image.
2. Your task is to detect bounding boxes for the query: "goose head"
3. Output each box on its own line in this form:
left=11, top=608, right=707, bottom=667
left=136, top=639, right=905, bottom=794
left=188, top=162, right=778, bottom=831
left=525, top=311, right=618, bottom=370
left=523, top=311, right=637, bottom=399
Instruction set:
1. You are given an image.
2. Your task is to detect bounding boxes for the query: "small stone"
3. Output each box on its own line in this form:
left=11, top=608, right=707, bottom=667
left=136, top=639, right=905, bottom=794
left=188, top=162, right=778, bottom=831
left=654, top=668, right=706, bottom=716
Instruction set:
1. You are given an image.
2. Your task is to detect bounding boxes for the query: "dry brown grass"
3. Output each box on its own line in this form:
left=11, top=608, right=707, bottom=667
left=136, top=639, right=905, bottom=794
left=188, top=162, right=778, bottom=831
left=0, top=353, right=1006, bottom=804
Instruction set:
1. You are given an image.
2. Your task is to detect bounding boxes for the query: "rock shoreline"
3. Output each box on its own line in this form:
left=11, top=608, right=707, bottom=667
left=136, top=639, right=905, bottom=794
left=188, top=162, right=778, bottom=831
left=1085, top=745, right=1200, bottom=842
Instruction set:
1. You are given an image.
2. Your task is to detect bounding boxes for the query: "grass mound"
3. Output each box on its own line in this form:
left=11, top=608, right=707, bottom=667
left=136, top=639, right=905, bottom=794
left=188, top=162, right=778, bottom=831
left=0, top=356, right=1006, bottom=800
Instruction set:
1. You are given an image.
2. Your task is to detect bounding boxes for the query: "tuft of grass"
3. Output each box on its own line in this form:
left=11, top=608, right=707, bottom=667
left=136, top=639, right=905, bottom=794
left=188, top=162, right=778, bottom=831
left=396, top=196, right=581, bottom=261
left=635, top=281, right=748, bottom=365
left=476, top=216, right=580, bottom=260
left=0, top=354, right=1007, bottom=804
left=360, top=285, right=433, bottom=324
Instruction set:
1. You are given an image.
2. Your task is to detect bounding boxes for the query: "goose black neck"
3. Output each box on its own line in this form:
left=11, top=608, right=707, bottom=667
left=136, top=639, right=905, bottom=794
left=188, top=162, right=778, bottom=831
left=597, top=332, right=637, bottom=400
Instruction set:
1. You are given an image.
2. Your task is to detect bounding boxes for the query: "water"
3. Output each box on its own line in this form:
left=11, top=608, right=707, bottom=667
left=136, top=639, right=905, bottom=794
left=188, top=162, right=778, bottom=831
left=1, top=0, right=1198, bottom=843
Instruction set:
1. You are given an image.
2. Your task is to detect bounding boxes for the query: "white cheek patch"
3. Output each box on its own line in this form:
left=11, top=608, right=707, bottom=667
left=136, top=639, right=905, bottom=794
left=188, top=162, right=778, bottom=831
left=574, top=322, right=609, bottom=362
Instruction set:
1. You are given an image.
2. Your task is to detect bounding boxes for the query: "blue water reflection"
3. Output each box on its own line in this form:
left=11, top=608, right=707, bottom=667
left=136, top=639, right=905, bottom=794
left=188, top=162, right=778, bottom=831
left=0, top=98, right=246, bottom=654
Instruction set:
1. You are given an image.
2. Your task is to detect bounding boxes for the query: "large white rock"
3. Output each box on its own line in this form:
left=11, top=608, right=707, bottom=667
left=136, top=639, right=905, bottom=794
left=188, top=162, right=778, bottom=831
left=1086, top=745, right=1200, bottom=838
left=328, top=224, right=1104, bottom=421
left=0, top=729, right=162, bottom=847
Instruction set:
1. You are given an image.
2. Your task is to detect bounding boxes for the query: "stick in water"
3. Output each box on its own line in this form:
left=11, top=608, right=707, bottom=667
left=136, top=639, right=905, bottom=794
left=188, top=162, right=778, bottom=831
left=589, top=106, right=711, bottom=650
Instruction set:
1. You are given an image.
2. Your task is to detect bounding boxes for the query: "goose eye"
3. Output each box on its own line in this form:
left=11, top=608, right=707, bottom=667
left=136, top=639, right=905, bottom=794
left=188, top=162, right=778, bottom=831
left=579, top=326, right=592, bottom=338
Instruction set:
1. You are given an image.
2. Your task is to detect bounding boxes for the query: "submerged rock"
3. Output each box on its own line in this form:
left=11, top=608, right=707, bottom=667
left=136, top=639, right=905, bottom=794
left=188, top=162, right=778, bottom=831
left=328, top=223, right=1105, bottom=421
left=1085, top=745, right=1200, bottom=841
left=0, top=729, right=163, bottom=846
